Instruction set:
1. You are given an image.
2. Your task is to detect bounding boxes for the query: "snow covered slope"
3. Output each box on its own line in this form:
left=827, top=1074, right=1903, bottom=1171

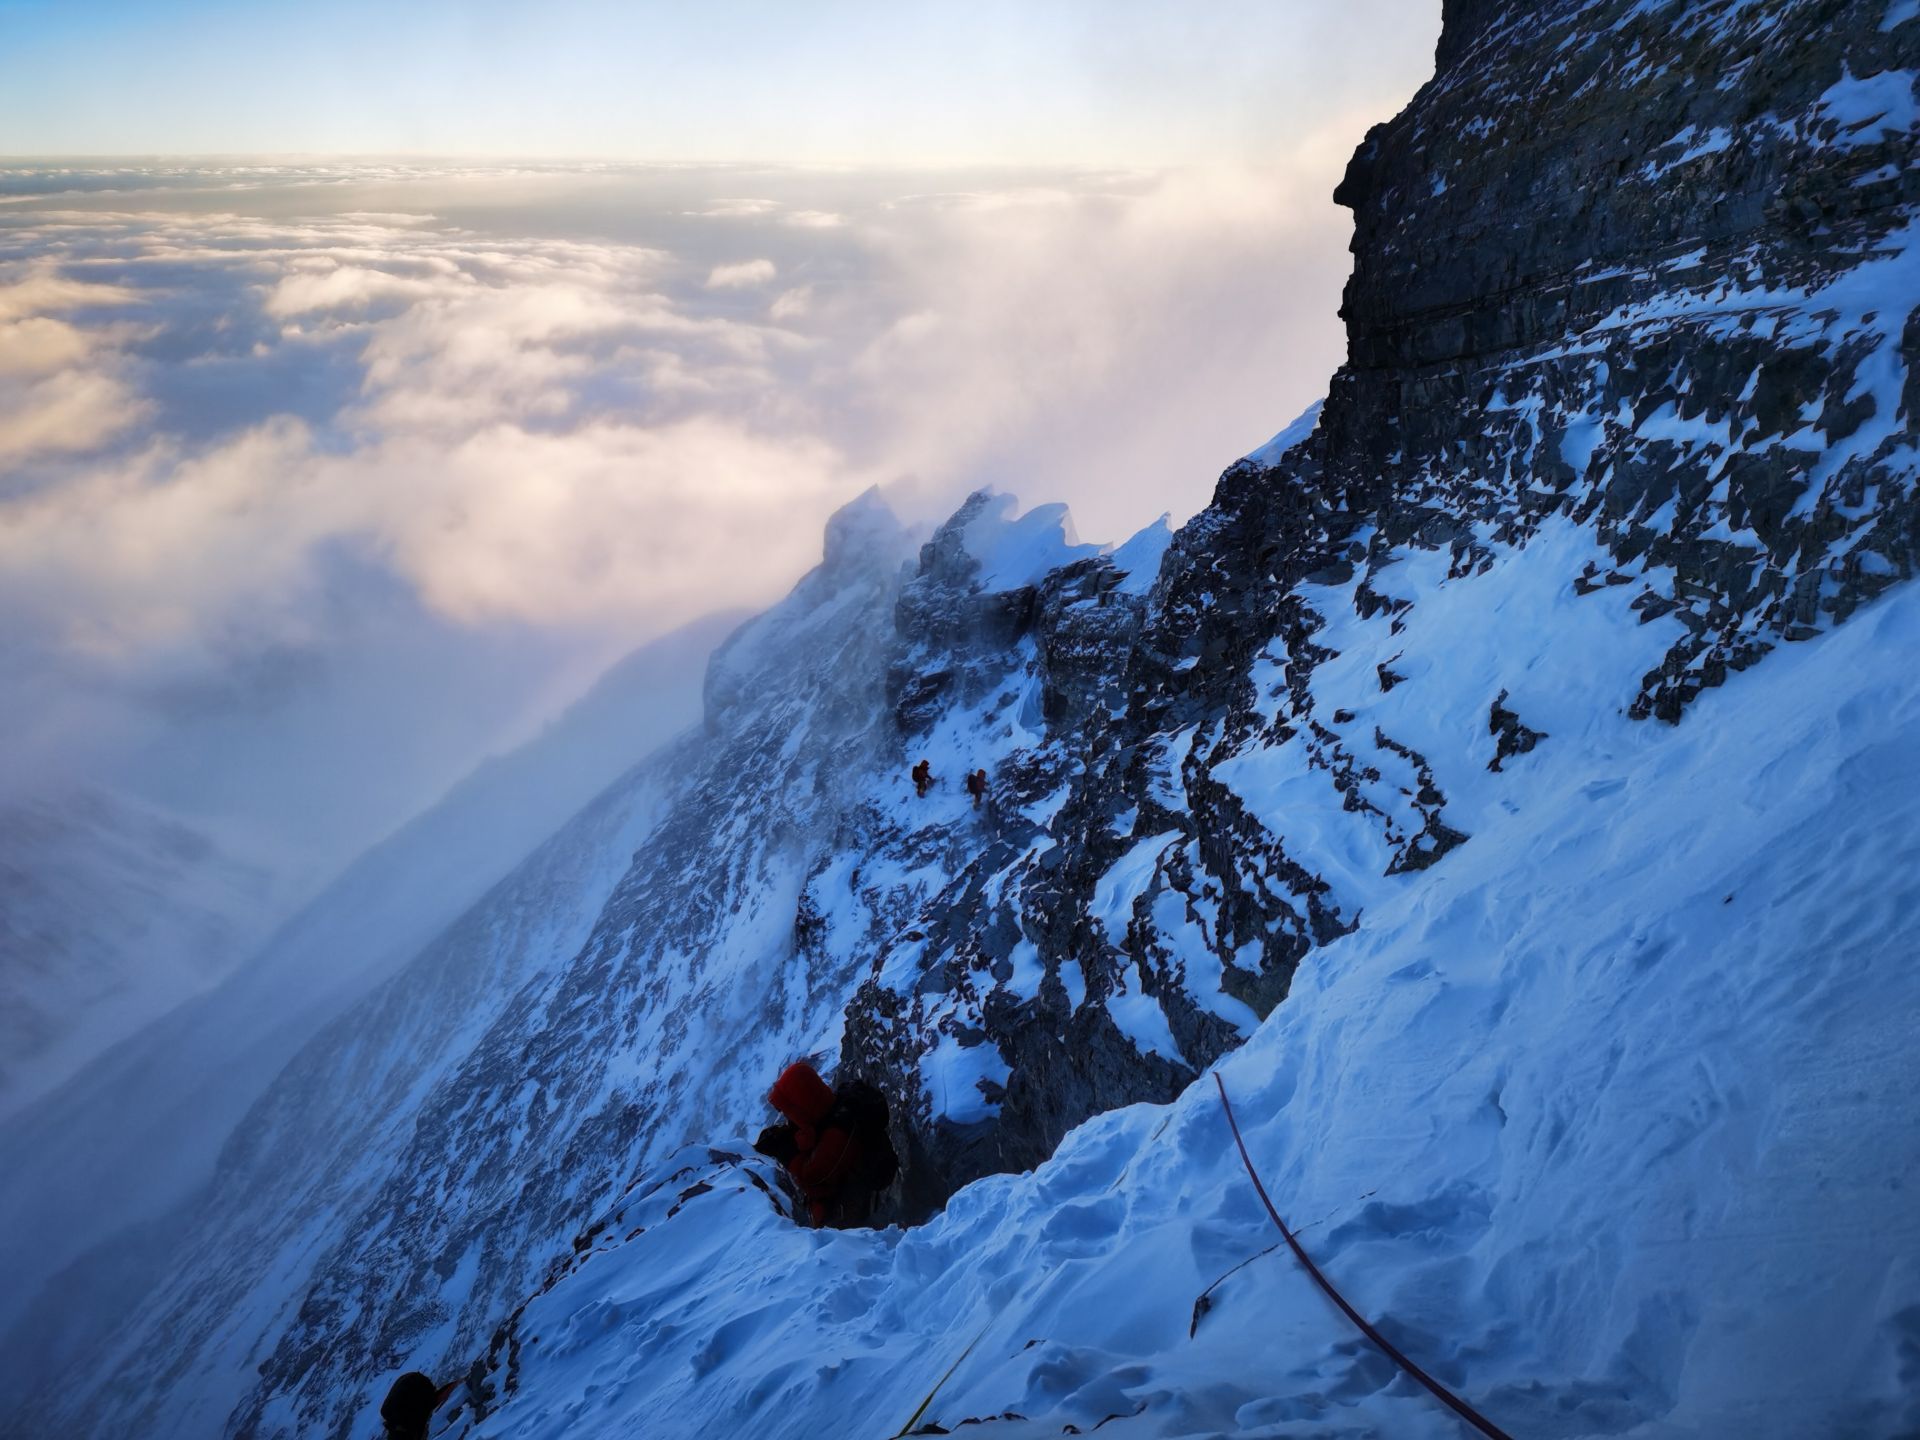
left=837, top=0, right=1920, bottom=1203
left=0, top=785, right=285, bottom=1120
left=0, top=613, right=733, bottom=1373
left=9, top=0, right=1917, bottom=1436
left=394, top=573, right=1920, bottom=1440
left=0, top=491, right=934, bottom=1438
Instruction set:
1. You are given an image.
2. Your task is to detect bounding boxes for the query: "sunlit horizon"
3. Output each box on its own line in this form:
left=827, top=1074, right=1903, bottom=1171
left=0, top=1, right=1439, bottom=163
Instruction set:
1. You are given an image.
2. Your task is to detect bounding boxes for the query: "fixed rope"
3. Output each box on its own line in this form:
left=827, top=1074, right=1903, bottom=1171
left=1213, top=1073, right=1516, bottom=1440
left=889, top=1318, right=992, bottom=1438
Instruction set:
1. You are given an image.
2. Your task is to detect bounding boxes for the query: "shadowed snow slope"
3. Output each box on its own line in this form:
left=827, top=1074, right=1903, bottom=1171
left=406, top=576, right=1920, bottom=1440
left=0, top=491, right=928, bottom=1440
left=0, top=613, right=735, bottom=1376
left=0, top=786, right=284, bottom=1120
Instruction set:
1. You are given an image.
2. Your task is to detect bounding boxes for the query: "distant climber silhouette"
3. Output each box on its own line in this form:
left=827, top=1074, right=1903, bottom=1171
left=379, top=1372, right=458, bottom=1440
left=755, top=1061, right=899, bottom=1228
left=966, top=768, right=988, bottom=808
left=912, top=758, right=933, bottom=797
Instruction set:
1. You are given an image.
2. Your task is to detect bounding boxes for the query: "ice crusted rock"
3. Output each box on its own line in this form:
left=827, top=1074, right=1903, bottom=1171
left=1332, top=0, right=1920, bottom=719
left=399, top=576, right=1920, bottom=1439
left=853, top=0, right=1920, bottom=1244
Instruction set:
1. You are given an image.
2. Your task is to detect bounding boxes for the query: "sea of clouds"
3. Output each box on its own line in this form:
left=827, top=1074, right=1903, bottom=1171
left=0, top=158, right=1355, bottom=889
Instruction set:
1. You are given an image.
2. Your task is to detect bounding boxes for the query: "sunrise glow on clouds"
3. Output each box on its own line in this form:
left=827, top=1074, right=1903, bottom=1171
left=0, top=2, right=1441, bottom=889
left=0, top=168, right=1346, bottom=662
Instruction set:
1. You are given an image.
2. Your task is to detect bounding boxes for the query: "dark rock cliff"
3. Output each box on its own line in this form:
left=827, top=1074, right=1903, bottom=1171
left=1330, top=0, right=1919, bottom=718
left=843, top=0, right=1919, bottom=1206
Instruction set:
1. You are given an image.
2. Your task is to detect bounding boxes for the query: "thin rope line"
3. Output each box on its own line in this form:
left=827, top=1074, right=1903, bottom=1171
left=890, top=1319, right=992, bottom=1438
left=1214, top=1072, right=1516, bottom=1440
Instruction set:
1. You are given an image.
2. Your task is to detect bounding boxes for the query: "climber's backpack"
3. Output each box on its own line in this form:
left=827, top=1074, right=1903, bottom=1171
left=381, top=1372, right=439, bottom=1439
left=831, top=1079, right=899, bottom=1191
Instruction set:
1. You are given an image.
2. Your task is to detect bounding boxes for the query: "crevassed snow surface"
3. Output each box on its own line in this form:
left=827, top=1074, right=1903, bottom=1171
left=422, top=560, right=1920, bottom=1440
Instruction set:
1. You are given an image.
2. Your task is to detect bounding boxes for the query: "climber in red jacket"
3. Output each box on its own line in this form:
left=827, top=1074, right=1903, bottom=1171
left=755, top=1061, right=898, bottom=1228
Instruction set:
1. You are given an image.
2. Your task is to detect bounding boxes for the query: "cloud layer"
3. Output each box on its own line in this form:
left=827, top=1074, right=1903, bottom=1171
left=0, top=158, right=1367, bottom=878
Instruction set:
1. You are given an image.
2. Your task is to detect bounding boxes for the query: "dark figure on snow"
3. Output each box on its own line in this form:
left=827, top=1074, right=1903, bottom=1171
left=754, top=1061, right=899, bottom=1227
left=912, top=758, right=933, bottom=797
left=380, top=1372, right=458, bottom=1440
left=965, top=768, right=988, bottom=808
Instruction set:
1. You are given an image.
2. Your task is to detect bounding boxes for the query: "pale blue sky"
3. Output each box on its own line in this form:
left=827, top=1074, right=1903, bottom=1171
left=0, top=0, right=1440, bottom=160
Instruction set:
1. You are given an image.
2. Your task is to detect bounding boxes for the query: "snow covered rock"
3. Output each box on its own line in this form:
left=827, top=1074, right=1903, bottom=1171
left=395, top=576, right=1920, bottom=1440
left=840, top=0, right=1920, bottom=1218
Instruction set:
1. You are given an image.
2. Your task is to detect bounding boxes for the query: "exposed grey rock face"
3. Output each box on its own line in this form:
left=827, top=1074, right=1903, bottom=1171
left=13, top=4, right=1915, bottom=1438
left=844, top=0, right=1920, bottom=1201
left=1333, top=0, right=1919, bottom=719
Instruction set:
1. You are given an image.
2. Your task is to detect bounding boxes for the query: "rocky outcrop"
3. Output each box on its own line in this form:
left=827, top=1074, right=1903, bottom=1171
left=842, top=0, right=1920, bottom=1204
left=1333, top=0, right=1919, bottom=718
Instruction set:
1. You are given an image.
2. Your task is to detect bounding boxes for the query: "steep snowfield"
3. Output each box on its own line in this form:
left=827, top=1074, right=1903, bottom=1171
left=14, top=745, right=688, bottom=1440
left=423, top=565, right=1920, bottom=1440
left=0, top=495, right=936, bottom=1440
left=0, top=785, right=285, bottom=1119
left=210, top=491, right=1148, bottom=1440
left=0, top=614, right=732, bottom=1364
